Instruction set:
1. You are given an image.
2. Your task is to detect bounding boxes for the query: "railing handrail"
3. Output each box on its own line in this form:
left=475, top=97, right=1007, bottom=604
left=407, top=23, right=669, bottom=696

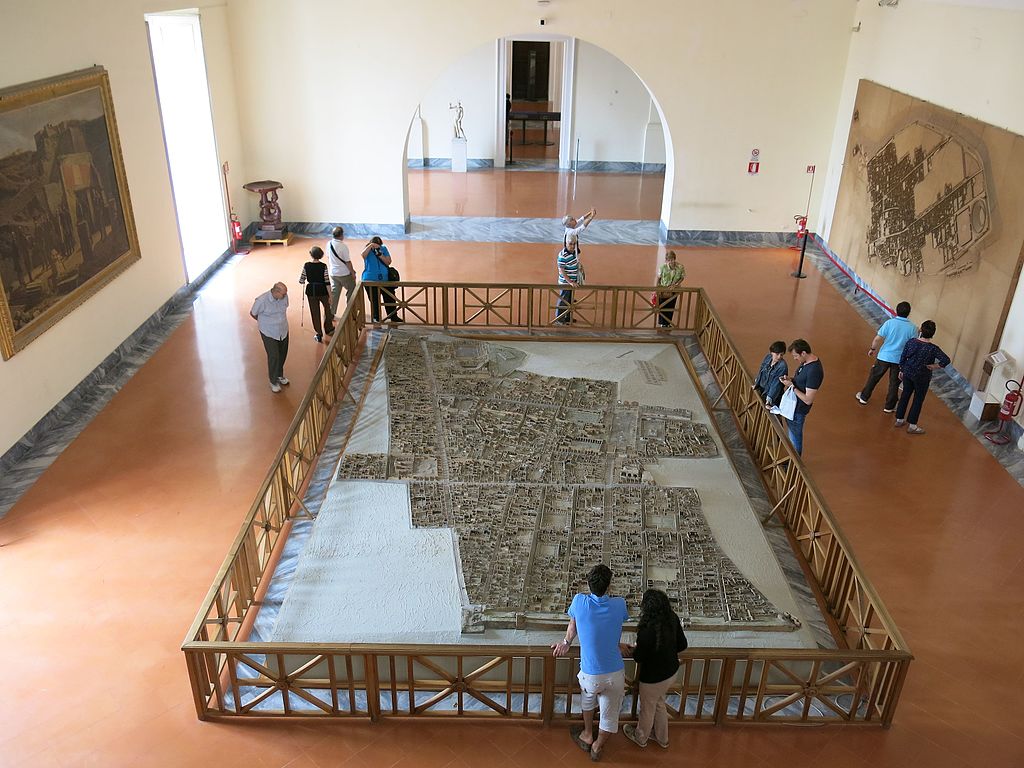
left=182, top=281, right=910, bottom=727
left=182, top=296, right=364, bottom=645
left=695, top=293, right=909, bottom=653
left=181, top=639, right=912, bottom=661
left=362, top=281, right=696, bottom=291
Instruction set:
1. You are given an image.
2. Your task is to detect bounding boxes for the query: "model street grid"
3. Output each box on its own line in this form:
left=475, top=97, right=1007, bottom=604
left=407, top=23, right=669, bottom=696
left=339, top=332, right=798, bottom=633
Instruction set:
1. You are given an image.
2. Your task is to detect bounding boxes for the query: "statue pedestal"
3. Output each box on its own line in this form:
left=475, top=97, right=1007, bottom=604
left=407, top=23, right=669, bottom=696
left=451, top=138, right=467, bottom=173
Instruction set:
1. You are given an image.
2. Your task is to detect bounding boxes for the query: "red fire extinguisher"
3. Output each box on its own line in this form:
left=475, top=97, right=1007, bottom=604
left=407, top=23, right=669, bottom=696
left=789, top=214, right=808, bottom=251
left=984, top=379, right=1022, bottom=445
left=794, top=215, right=808, bottom=240
left=231, top=214, right=243, bottom=242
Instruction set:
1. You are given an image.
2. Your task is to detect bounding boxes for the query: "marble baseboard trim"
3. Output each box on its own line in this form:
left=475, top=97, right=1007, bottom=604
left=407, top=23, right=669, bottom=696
left=573, top=161, right=666, bottom=174
left=663, top=229, right=797, bottom=248
left=810, top=234, right=894, bottom=315
left=407, top=216, right=663, bottom=245
left=408, top=158, right=495, bottom=169
left=0, top=252, right=248, bottom=517
left=281, top=217, right=665, bottom=245
left=409, top=159, right=667, bottom=175
left=285, top=221, right=409, bottom=239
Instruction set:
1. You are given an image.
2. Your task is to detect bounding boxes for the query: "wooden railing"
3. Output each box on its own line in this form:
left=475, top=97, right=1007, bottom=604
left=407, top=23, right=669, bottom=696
left=360, top=281, right=700, bottom=331
left=183, top=283, right=911, bottom=726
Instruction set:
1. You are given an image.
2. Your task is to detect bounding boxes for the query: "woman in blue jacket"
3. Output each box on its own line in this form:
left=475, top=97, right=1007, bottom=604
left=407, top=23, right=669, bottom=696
left=360, top=236, right=392, bottom=323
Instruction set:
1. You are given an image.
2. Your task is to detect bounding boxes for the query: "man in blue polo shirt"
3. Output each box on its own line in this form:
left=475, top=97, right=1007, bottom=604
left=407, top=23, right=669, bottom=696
left=855, top=301, right=917, bottom=413
left=552, top=564, right=629, bottom=761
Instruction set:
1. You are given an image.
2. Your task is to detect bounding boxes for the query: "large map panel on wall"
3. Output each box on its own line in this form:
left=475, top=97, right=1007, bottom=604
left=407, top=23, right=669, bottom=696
left=830, top=80, right=1024, bottom=385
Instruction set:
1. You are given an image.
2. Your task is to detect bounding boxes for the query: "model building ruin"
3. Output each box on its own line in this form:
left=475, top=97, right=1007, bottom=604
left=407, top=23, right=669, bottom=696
left=339, top=332, right=798, bottom=633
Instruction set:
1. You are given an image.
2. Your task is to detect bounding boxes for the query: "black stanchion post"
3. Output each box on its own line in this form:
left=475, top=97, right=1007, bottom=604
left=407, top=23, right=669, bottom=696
left=792, top=232, right=808, bottom=279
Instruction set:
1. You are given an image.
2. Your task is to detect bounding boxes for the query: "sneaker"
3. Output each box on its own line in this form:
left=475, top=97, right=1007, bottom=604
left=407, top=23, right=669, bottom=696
left=314, top=333, right=323, bottom=343
left=622, top=724, right=647, bottom=749
left=894, top=419, right=906, bottom=428
left=278, top=377, right=290, bottom=386
left=855, top=392, right=868, bottom=405
left=907, top=424, right=926, bottom=435
left=270, top=382, right=282, bottom=393
left=325, top=327, right=335, bottom=336
left=882, top=407, right=896, bottom=413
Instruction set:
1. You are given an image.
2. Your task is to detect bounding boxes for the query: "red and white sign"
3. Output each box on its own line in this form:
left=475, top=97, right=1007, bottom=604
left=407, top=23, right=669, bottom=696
left=806, top=165, right=816, bottom=174
left=748, top=161, right=760, bottom=175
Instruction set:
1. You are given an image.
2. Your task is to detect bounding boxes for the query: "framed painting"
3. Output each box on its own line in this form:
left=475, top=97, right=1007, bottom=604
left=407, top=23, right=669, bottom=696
left=0, top=66, right=140, bottom=360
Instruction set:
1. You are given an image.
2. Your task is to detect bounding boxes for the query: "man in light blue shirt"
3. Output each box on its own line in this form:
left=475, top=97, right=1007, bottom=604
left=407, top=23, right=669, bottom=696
left=552, top=564, right=629, bottom=761
left=855, top=301, right=916, bottom=413
left=250, top=282, right=290, bottom=393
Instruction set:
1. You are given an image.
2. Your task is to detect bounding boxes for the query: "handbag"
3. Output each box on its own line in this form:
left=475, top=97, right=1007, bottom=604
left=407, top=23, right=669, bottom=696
left=386, top=265, right=400, bottom=282
left=650, top=292, right=658, bottom=307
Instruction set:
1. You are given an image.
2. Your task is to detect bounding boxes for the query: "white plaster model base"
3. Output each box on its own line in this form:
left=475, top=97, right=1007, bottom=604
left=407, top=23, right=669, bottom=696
left=271, top=340, right=818, bottom=649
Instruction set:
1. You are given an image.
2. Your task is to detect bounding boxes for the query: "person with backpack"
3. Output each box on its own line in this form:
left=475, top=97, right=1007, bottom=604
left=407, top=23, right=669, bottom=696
left=326, top=226, right=355, bottom=315
left=360, top=236, right=392, bottom=323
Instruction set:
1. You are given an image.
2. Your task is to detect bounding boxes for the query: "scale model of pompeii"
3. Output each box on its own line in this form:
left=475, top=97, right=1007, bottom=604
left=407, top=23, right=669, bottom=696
left=340, top=332, right=799, bottom=634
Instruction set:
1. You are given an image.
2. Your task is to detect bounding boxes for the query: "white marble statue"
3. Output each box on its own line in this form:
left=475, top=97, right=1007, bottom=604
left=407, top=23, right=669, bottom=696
left=448, top=101, right=466, bottom=140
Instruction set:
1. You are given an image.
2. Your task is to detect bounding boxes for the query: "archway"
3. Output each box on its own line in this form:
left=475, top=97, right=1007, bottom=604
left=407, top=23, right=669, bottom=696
left=401, top=35, right=676, bottom=231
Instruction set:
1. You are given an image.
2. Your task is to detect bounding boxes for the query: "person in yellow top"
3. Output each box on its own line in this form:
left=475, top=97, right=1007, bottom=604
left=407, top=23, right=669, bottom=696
left=656, top=251, right=686, bottom=328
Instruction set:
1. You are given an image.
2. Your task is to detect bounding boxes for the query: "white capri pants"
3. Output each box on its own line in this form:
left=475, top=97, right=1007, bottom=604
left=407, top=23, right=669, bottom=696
left=577, top=669, right=626, bottom=734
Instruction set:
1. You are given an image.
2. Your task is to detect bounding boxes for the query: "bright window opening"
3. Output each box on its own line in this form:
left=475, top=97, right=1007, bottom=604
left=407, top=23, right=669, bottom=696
left=146, top=11, right=227, bottom=282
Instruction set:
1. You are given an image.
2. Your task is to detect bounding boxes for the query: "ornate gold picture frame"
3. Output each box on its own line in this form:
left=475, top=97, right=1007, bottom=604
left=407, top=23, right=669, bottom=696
left=0, top=67, right=140, bottom=360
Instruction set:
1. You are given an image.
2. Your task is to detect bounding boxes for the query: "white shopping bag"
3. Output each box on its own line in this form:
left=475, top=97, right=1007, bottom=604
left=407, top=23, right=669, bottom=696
left=769, top=386, right=798, bottom=420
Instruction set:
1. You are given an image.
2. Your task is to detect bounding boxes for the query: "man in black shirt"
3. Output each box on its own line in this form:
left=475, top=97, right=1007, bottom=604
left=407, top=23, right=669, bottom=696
left=781, top=338, right=823, bottom=456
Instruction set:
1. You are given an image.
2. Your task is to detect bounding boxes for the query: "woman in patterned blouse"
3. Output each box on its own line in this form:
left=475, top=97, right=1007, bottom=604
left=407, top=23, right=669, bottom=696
left=895, top=320, right=950, bottom=435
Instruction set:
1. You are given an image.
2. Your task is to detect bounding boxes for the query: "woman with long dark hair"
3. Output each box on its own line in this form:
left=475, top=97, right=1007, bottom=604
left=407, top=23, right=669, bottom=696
left=622, top=588, right=688, bottom=750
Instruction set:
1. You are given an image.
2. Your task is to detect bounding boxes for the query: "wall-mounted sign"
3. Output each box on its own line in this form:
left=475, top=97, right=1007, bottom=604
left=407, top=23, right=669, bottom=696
left=748, top=161, right=760, bottom=174
left=807, top=164, right=816, bottom=173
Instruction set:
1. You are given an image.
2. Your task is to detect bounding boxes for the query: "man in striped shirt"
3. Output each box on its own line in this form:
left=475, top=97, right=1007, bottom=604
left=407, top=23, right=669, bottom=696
left=555, top=233, right=582, bottom=324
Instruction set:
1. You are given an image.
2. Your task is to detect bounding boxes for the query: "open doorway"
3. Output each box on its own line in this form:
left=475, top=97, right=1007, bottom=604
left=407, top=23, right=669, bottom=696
left=145, top=12, right=228, bottom=282
left=505, top=38, right=563, bottom=166
left=511, top=41, right=550, bottom=103
left=404, top=37, right=671, bottom=225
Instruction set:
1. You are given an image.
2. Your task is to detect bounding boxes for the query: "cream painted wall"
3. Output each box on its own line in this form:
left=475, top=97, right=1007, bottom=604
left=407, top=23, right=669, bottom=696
left=419, top=42, right=496, bottom=161
left=572, top=41, right=653, bottom=163
left=225, top=0, right=856, bottom=231
left=0, top=0, right=247, bottom=456
left=818, top=0, right=1024, bottom=430
left=201, top=6, right=253, bottom=225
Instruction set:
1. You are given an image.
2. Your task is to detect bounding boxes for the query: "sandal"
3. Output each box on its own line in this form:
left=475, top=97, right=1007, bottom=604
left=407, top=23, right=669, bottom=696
left=570, top=726, right=592, bottom=753
left=590, top=746, right=603, bottom=762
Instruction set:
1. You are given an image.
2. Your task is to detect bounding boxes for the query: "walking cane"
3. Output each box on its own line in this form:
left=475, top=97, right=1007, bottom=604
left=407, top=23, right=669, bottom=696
left=300, top=290, right=305, bottom=328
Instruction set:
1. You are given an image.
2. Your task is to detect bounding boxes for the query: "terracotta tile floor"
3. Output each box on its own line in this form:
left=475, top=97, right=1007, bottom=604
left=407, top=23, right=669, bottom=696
left=2, top=192, right=1024, bottom=766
